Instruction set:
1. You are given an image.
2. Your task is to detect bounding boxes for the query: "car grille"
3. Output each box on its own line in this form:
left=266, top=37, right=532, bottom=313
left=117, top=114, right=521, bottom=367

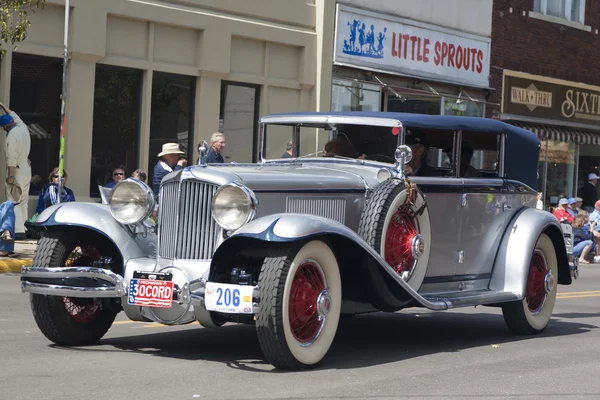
left=286, top=197, right=346, bottom=224
left=158, top=179, right=220, bottom=260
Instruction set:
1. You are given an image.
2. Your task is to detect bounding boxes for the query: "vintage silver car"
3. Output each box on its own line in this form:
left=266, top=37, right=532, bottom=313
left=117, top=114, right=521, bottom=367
left=21, top=112, right=576, bottom=370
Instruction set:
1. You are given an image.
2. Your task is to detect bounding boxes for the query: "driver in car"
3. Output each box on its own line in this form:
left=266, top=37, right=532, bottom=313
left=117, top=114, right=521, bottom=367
left=404, top=129, right=440, bottom=177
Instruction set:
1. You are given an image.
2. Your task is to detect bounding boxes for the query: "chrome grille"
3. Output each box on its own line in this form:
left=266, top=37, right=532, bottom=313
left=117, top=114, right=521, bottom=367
left=158, top=179, right=219, bottom=260
left=286, top=197, right=346, bottom=224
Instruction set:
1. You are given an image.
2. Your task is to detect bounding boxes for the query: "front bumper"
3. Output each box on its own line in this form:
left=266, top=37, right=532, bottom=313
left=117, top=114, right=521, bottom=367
left=20, top=265, right=260, bottom=312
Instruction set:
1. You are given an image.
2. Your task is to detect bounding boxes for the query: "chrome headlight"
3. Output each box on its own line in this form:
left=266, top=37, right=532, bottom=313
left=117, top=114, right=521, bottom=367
left=211, top=184, right=257, bottom=231
left=109, top=178, right=155, bottom=225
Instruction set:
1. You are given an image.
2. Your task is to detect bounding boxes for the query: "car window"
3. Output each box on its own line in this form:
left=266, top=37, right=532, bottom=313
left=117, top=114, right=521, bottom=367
left=457, top=131, right=500, bottom=178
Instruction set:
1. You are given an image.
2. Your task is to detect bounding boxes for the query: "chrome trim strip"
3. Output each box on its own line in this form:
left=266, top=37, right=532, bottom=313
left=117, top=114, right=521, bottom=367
left=260, top=115, right=404, bottom=128
left=22, top=266, right=122, bottom=284
left=21, top=281, right=123, bottom=298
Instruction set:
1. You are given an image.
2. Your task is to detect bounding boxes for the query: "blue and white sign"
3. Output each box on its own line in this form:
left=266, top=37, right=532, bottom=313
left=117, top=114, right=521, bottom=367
left=334, top=5, right=491, bottom=88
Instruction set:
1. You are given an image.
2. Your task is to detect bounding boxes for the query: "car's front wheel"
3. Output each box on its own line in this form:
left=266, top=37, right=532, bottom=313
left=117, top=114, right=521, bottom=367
left=30, top=232, right=119, bottom=346
left=256, top=240, right=342, bottom=370
left=502, top=233, right=558, bottom=335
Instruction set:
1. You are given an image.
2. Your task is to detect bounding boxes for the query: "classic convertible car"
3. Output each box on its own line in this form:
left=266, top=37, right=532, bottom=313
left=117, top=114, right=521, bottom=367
left=21, top=112, right=576, bottom=370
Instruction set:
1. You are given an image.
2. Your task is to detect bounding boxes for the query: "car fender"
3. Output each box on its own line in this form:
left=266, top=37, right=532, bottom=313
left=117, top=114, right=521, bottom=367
left=36, top=202, right=156, bottom=264
left=490, top=207, right=571, bottom=296
left=213, top=213, right=449, bottom=310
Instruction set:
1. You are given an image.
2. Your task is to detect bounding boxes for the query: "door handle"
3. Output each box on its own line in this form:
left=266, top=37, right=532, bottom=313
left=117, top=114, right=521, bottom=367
left=495, top=203, right=512, bottom=212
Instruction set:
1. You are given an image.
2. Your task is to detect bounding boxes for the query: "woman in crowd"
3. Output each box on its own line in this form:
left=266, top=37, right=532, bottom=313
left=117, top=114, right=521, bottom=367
left=132, top=169, right=147, bottom=183
left=36, top=167, right=76, bottom=214
left=572, top=213, right=600, bottom=264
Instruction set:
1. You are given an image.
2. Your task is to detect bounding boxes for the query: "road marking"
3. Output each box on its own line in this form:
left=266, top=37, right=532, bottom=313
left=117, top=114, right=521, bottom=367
left=558, top=293, right=600, bottom=299
left=558, top=290, right=600, bottom=296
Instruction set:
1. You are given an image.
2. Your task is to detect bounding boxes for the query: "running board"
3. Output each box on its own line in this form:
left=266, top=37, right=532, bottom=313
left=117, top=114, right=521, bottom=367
left=421, top=290, right=521, bottom=309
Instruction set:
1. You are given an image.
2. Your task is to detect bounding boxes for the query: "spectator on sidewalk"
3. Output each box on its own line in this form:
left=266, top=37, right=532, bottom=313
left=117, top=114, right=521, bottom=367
left=200, top=133, right=226, bottom=164
left=281, top=141, right=293, bottom=158
left=582, top=173, right=599, bottom=212
left=0, top=200, right=18, bottom=257
left=0, top=102, right=31, bottom=241
left=41, top=167, right=75, bottom=210
left=553, top=198, right=574, bottom=223
left=152, top=143, right=187, bottom=199
left=104, top=166, right=126, bottom=189
left=566, top=197, right=579, bottom=218
left=132, top=169, right=147, bottom=183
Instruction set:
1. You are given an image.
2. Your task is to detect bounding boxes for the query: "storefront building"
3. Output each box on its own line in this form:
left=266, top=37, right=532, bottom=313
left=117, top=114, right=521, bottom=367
left=331, top=1, right=493, bottom=118
left=500, top=71, right=600, bottom=207
left=489, top=0, right=600, bottom=208
left=0, top=0, right=335, bottom=209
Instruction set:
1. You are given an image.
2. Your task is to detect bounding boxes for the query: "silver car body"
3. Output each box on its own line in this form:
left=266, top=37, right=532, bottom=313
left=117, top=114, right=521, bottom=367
left=23, top=112, right=574, bottom=328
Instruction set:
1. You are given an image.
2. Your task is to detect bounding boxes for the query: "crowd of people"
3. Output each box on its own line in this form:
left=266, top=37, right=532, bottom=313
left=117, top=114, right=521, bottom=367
left=552, top=196, right=600, bottom=264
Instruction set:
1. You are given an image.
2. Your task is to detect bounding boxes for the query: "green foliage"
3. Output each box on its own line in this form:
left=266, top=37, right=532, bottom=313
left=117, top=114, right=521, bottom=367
left=0, top=0, right=46, bottom=51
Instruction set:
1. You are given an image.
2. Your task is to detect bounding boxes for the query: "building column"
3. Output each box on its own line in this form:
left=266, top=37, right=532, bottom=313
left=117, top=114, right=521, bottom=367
left=64, top=57, right=96, bottom=202
left=0, top=49, right=13, bottom=203
left=138, top=69, right=153, bottom=175
left=193, top=74, right=223, bottom=160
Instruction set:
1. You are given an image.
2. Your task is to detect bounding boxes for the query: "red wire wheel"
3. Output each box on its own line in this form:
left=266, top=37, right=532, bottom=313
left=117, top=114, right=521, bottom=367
left=62, top=244, right=103, bottom=323
left=526, top=249, right=549, bottom=314
left=288, top=260, right=326, bottom=343
left=384, top=210, right=418, bottom=275
left=62, top=297, right=101, bottom=324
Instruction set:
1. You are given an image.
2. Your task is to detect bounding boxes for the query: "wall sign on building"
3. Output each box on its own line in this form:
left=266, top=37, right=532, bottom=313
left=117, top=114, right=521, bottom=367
left=502, top=71, right=600, bottom=127
left=333, top=5, right=491, bottom=89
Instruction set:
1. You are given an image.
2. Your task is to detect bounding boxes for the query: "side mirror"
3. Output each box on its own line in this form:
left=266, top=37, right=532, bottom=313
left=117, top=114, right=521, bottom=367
left=198, top=140, right=209, bottom=166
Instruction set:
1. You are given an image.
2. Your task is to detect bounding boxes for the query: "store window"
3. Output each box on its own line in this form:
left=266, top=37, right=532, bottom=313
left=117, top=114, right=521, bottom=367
left=533, top=0, right=585, bottom=24
left=332, top=78, right=381, bottom=112
left=577, top=143, right=600, bottom=202
left=387, top=95, right=440, bottom=115
left=219, top=82, right=260, bottom=163
left=90, top=65, right=142, bottom=197
left=9, top=54, right=62, bottom=195
left=443, top=98, right=484, bottom=117
left=538, top=140, right=577, bottom=207
left=147, top=72, right=195, bottom=193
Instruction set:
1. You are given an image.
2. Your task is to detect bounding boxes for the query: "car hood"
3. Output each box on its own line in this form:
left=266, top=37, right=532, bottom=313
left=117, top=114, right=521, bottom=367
left=188, top=162, right=379, bottom=191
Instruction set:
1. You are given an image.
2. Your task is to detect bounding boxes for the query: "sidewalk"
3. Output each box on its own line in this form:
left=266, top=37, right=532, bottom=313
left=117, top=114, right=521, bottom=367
left=0, top=240, right=36, bottom=273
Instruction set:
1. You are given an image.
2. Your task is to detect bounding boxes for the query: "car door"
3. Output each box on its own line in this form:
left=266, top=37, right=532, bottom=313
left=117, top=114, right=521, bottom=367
left=454, top=132, right=507, bottom=282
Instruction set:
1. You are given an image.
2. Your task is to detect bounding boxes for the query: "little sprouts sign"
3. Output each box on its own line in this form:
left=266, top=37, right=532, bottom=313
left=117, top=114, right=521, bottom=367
left=334, top=5, right=491, bottom=88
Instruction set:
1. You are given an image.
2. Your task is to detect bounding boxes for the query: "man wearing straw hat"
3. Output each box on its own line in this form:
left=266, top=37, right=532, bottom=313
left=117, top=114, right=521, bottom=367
left=0, top=102, right=31, bottom=240
left=152, top=143, right=187, bottom=199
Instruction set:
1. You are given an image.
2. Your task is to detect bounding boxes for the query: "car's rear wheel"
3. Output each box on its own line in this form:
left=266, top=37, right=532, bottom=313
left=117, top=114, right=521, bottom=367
left=256, top=240, right=341, bottom=370
left=358, top=178, right=431, bottom=291
left=502, top=233, right=558, bottom=335
left=30, top=232, right=119, bottom=346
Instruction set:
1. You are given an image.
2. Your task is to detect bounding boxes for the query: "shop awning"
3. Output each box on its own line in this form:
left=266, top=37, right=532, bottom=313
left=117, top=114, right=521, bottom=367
left=509, top=121, right=600, bottom=145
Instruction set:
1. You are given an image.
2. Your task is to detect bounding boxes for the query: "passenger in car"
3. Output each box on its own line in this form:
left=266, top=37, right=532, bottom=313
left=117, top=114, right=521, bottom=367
left=322, top=137, right=357, bottom=158
left=404, top=129, right=441, bottom=177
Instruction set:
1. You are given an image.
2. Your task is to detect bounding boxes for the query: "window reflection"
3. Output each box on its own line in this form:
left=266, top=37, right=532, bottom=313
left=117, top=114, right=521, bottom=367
left=539, top=140, right=576, bottom=206
left=148, top=72, right=195, bottom=193
left=90, top=65, right=142, bottom=197
left=332, top=79, right=381, bottom=112
left=388, top=95, right=440, bottom=115
left=10, top=54, right=62, bottom=195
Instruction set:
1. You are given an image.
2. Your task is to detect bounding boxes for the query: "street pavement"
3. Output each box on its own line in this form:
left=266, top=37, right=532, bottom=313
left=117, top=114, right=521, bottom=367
left=2, top=266, right=600, bottom=400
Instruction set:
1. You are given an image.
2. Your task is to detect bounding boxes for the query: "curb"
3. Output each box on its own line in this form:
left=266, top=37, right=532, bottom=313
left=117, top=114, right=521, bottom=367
left=0, top=259, right=32, bottom=273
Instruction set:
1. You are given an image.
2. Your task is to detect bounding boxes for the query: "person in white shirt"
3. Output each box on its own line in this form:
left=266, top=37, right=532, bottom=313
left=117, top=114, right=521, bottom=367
left=0, top=103, right=31, bottom=239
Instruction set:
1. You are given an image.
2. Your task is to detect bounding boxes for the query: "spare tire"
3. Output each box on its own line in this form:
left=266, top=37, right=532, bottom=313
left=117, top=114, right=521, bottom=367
left=358, top=178, right=431, bottom=291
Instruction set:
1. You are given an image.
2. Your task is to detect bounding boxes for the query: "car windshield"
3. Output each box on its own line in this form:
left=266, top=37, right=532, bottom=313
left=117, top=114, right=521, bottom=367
left=263, top=123, right=400, bottom=163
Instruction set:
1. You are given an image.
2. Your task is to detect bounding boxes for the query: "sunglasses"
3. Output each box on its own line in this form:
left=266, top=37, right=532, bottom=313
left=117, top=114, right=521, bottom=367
left=113, top=172, right=124, bottom=176
left=52, top=175, right=66, bottom=179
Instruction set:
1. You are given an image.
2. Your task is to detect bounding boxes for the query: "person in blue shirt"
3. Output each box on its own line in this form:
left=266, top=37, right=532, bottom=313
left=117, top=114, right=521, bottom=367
left=152, top=143, right=188, bottom=199
left=200, top=132, right=226, bottom=164
left=104, top=167, right=126, bottom=188
left=36, top=167, right=76, bottom=214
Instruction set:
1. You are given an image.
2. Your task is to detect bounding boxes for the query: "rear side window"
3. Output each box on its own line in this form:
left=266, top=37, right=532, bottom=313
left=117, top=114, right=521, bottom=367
left=459, top=131, right=500, bottom=178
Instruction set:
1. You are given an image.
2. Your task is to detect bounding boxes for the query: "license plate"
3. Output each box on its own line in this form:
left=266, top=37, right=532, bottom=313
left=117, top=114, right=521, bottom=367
left=128, top=272, right=174, bottom=308
left=204, top=282, right=254, bottom=314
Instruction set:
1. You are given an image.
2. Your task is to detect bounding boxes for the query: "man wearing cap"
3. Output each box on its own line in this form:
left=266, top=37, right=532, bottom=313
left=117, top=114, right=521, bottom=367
left=152, top=143, right=187, bottom=199
left=566, top=197, right=579, bottom=218
left=553, top=198, right=574, bottom=223
left=0, top=103, right=31, bottom=239
left=404, top=129, right=440, bottom=177
left=582, top=173, right=600, bottom=212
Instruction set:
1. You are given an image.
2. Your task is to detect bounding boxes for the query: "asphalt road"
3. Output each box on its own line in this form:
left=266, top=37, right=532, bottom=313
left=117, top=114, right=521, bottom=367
left=2, top=267, right=600, bottom=400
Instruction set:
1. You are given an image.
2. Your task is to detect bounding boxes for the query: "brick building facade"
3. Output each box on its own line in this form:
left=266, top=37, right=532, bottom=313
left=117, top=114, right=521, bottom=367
left=489, top=0, right=600, bottom=209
